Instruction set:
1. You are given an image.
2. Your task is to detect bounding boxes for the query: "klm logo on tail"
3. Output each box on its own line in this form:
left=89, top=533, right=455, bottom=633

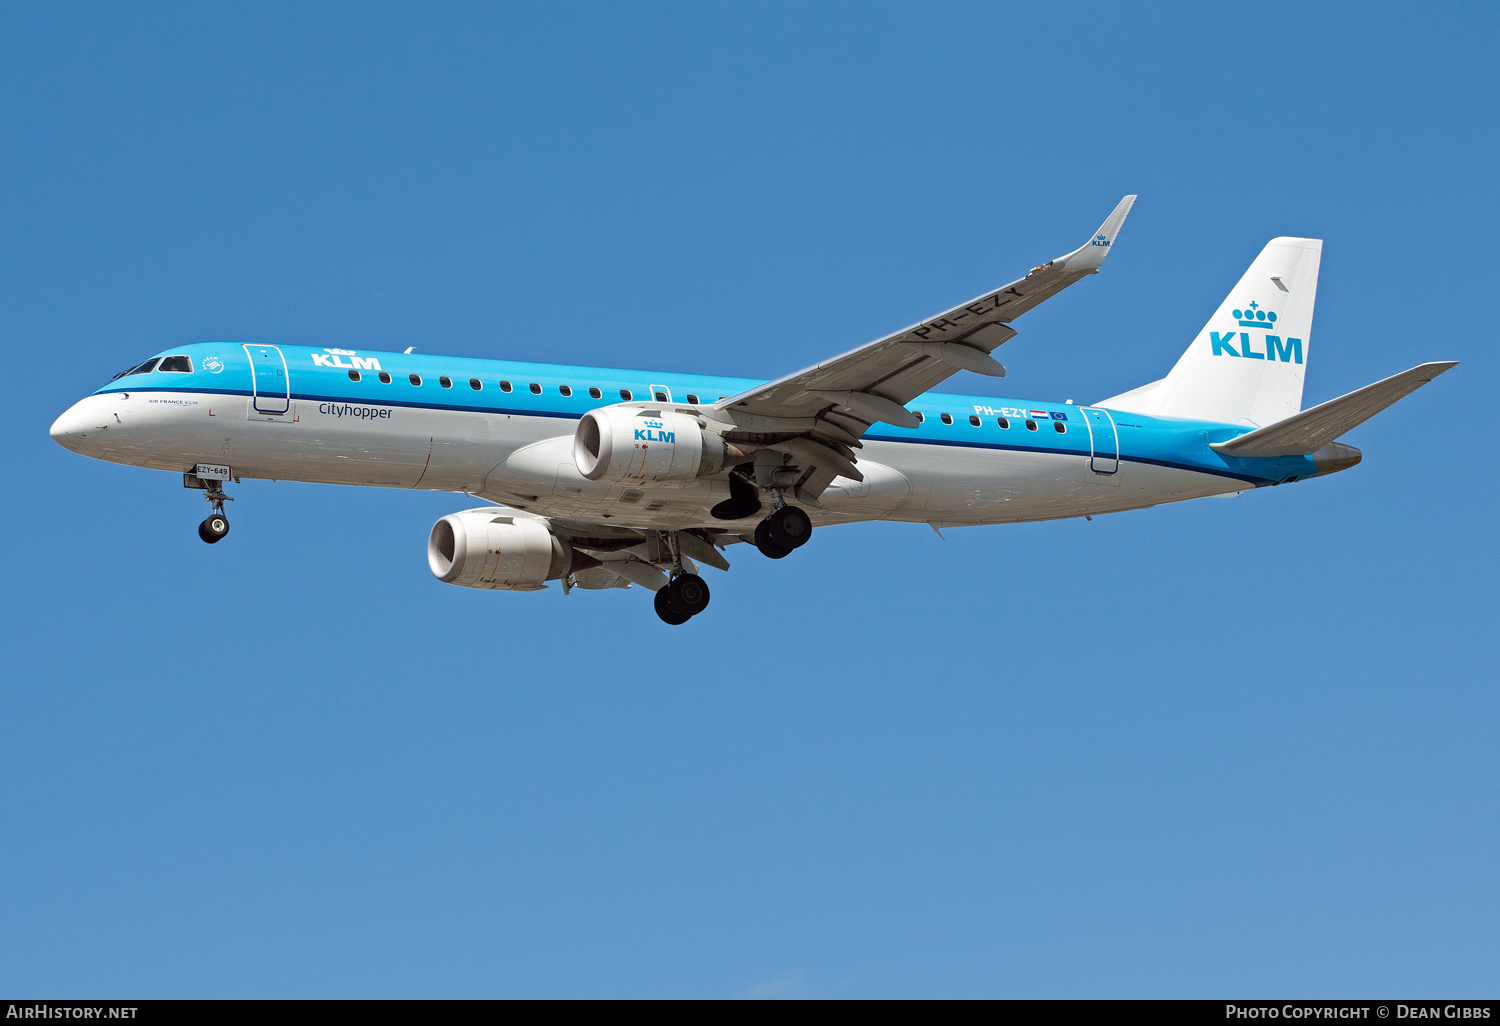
left=1091, top=233, right=1110, bottom=248
left=1210, top=300, right=1302, bottom=363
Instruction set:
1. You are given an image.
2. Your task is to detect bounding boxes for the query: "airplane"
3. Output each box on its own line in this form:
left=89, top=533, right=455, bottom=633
left=49, top=196, right=1456, bottom=624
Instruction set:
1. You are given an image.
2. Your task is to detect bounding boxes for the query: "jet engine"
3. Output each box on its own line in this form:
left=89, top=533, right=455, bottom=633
left=427, top=509, right=574, bottom=591
left=573, top=406, right=729, bottom=485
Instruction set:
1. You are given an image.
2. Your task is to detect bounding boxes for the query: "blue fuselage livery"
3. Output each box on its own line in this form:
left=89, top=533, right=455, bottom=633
left=47, top=202, right=1454, bottom=622
left=57, top=340, right=1330, bottom=492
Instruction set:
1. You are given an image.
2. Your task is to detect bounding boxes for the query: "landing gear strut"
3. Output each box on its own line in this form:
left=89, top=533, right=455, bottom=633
left=754, top=503, right=811, bottom=559
left=186, top=472, right=234, bottom=544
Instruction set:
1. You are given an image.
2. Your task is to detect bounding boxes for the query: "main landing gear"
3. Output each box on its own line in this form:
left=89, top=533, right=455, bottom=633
left=185, top=472, right=234, bottom=544
left=754, top=504, right=811, bottom=559
left=655, top=573, right=711, bottom=625
left=652, top=531, right=713, bottom=625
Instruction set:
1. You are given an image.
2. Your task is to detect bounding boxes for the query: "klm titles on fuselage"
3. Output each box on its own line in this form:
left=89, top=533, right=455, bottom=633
left=1209, top=301, right=1303, bottom=363
left=636, top=419, right=675, bottom=444
left=310, top=348, right=382, bottom=371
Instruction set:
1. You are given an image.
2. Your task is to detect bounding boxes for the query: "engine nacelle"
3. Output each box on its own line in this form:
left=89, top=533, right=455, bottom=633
left=573, top=406, right=727, bottom=485
left=427, top=509, right=573, bottom=591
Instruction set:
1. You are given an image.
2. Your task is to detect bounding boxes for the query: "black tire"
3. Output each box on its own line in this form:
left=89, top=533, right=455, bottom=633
left=199, top=514, right=230, bottom=544
left=754, top=519, right=791, bottom=559
left=666, top=573, right=710, bottom=616
left=654, top=587, right=692, bottom=625
left=767, top=505, right=812, bottom=549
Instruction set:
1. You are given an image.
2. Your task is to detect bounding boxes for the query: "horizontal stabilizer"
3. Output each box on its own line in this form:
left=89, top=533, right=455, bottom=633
left=1211, top=361, right=1457, bottom=458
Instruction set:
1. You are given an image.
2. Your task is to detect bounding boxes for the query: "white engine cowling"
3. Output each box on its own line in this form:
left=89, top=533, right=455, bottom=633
left=427, top=509, right=572, bottom=591
left=573, top=406, right=727, bottom=485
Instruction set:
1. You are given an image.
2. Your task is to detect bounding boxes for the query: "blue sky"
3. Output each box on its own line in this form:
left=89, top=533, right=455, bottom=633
left=1, top=2, right=1496, bottom=998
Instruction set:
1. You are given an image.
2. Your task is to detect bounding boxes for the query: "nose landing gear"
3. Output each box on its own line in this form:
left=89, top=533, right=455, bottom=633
left=184, top=471, right=234, bottom=544
left=199, top=513, right=230, bottom=544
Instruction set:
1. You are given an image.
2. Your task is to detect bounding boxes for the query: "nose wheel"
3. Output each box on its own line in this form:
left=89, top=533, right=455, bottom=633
left=199, top=513, right=230, bottom=544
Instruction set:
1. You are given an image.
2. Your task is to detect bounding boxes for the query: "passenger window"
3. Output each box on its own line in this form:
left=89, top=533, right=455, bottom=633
left=559, top=385, right=573, bottom=397
left=969, top=415, right=981, bottom=427
left=500, top=380, right=512, bottom=392
left=439, top=376, right=453, bottom=388
left=940, top=413, right=953, bottom=425
left=998, top=417, right=1009, bottom=429
left=914, top=411, right=924, bottom=423
left=654, top=391, right=668, bottom=402
left=589, top=387, right=602, bottom=399
left=124, top=358, right=160, bottom=376
left=1054, top=421, right=1066, bottom=433
left=620, top=389, right=633, bottom=401
left=686, top=394, right=699, bottom=405
left=1025, top=419, right=1038, bottom=431
left=348, top=370, right=361, bottom=382
left=529, top=382, right=542, bottom=394
left=410, top=374, right=422, bottom=386
left=469, top=378, right=482, bottom=390
left=379, top=372, right=391, bottom=384
left=158, top=356, right=192, bottom=373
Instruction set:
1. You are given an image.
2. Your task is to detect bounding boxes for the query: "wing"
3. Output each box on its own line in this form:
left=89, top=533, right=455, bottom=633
left=716, top=195, right=1136, bottom=438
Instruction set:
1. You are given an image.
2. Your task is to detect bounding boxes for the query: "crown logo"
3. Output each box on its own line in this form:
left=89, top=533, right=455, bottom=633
left=1232, top=301, right=1277, bottom=329
left=323, top=347, right=358, bottom=356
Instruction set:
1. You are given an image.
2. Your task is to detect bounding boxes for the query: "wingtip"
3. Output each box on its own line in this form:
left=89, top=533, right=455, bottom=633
left=1055, top=194, right=1136, bottom=272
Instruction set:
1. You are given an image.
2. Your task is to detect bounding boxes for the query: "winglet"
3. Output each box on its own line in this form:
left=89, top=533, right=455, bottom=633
left=1045, top=194, right=1136, bottom=274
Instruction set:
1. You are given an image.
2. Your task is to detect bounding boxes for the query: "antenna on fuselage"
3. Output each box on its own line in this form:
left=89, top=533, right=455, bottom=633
left=403, top=347, right=416, bottom=354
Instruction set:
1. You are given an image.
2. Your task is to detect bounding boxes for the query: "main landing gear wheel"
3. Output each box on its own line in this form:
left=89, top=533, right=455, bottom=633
left=666, top=573, right=711, bottom=617
left=754, top=519, right=791, bottom=559
left=767, top=505, right=812, bottom=550
left=198, top=513, right=230, bottom=544
left=754, top=505, right=811, bottom=558
left=654, top=587, right=692, bottom=625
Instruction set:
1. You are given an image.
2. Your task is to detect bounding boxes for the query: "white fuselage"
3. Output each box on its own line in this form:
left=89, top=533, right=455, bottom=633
left=51, top=388, right=1248, bottom=532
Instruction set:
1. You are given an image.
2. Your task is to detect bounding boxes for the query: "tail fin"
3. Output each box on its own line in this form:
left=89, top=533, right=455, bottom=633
left=1099, top=237, right=1323, bottom=426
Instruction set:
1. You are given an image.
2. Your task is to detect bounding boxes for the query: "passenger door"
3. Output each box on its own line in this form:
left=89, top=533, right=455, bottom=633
left=243, top=344, right=290, bottom=415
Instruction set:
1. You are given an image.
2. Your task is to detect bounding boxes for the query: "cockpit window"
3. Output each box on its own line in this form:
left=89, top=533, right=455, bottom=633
left=158, top=356, right=192, bottom=373
left=122, top=358, right=160, bottom=376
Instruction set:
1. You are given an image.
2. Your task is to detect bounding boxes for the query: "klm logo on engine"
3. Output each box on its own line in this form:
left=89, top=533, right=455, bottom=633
left=635, top=419, right=675, bottom=443
left=1210, top=301, right=1302, bottom=363
left=310, top=347, right=382, bottom=371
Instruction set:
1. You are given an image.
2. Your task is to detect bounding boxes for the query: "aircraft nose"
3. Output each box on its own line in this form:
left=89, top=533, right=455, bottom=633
left=49, top=396, right=105, bottom=449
